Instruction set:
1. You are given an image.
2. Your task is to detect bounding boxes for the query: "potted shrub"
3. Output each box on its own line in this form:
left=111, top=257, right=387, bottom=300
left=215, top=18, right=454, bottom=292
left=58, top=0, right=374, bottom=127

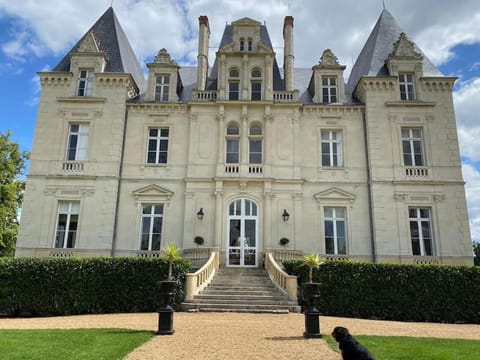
left=302, top=253, right=322, bottom=311
left=279, top=237, right=289, bottom=246
left=194, top=236, right=204, bottom=247
left=157, top=243, right=182, bottom=335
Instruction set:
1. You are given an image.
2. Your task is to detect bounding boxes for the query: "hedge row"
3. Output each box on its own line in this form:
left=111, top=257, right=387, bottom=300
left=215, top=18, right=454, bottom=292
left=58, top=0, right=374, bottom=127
left=0, top=257, right=190, bottom=316
left=282, top=260, right=480, bottom=324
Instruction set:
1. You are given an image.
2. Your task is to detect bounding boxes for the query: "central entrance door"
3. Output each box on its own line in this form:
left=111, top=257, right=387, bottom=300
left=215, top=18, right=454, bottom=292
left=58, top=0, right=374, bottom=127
left=227, top=198, right=258, bottom=267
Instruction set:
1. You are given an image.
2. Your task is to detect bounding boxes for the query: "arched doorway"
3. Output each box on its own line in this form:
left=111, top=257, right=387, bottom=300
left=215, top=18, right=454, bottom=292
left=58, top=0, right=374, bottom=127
left=226, top=198, right=258, bottom=267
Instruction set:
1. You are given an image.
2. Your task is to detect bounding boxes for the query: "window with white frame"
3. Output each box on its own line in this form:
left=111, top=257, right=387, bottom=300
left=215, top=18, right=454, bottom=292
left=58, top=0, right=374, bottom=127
left=239, top=38, right=245, bottom=51
left=322, top=76, right=337, bottom=103
left=251, top=69, right=262, bottom=101
left=321, top=130, right=343, bottom=167
left=324, top=207, right=347, bottom=255
left=66, top=123, right=89, bottom=161
left=247, top=38, right=253, bottom=51
left=140, top=204, right=164, bottom=251
left=249, top=125, right=263, bottom=164
left=402, top=128, right=424, bottom=166
left=409, top=207, right=433, bottom=256
left=399, top=73, right=416, bottom=100
left=155, top=74, right=170, bottom=102
left=226, top=124, right=240, bottom=163
left=54, top=201, right=80, bottom=248
left=77, top=69, right=94, bottom=96
left=147, top=128, right=169, bottom=164
left=228, top=69, right=240, bottom=100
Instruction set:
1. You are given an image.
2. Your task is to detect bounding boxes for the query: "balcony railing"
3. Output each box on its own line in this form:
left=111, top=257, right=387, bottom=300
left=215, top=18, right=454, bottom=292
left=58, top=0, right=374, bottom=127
left=192, top=90, right=217, bottom=101
left=405, top=166, right=429, bottom=178
left=62, top=161, right=84, bottom=173
left=248, top=164, right=263, bottom=175
left=273, top=90, right=299, bottom=102
left=224, top=164, right=239, bottom=175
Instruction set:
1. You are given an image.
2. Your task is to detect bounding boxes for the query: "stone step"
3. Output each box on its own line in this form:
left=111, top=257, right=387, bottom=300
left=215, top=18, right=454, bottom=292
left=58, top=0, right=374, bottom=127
left=182, top=302, right=299, bottom=312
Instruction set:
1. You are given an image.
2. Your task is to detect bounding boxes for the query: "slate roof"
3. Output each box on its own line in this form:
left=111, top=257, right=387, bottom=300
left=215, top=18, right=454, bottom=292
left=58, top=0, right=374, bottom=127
left=53, top=7, right=146, bottom=91
left=346, top=9, right=442, bottom=94
left=208, top=22, right=284, bottom=91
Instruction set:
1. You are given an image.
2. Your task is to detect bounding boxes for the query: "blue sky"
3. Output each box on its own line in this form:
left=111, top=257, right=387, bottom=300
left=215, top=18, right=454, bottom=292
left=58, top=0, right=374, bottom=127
left=1, top=0, right=480, bottom=243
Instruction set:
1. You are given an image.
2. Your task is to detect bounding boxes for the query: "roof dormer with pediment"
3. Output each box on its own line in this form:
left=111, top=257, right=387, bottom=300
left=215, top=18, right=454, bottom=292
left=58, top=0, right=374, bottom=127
left=145, top=48, right=182, bottom=102
left=310, top=49, right=347, bottom=104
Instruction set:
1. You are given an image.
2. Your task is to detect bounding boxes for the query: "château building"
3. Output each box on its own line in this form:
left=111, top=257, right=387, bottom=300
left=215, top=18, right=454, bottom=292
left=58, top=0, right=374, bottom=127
left=16, top=7, right=473, bottom=266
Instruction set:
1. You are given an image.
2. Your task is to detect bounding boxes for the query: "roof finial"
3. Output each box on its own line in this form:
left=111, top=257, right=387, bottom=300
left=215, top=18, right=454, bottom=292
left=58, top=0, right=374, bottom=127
left=383, top=0, right=386, bottom=9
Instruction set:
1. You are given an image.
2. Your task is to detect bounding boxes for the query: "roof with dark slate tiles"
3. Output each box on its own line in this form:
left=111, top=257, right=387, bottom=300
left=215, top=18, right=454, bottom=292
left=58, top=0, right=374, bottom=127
left=53, top=7, right=145, bottom=91
left=346, top=9, right=441, bottom=94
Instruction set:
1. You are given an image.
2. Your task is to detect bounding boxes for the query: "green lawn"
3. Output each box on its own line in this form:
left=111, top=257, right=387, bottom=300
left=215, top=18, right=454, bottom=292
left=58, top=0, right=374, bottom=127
left=0, top=328, right=153, bottom=360
left=325, top=335, right=480, bottom=360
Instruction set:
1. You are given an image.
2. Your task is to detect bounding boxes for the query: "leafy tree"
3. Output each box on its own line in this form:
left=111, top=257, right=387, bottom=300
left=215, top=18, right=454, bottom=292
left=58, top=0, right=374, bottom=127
left=0, top=131, right=29, bottom=257
left=474, top=242, right=480, bottom=266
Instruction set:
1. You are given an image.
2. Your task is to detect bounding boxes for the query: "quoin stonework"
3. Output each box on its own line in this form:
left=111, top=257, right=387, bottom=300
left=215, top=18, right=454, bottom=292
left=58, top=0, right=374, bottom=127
left=16, top=7, right=473, bottom=266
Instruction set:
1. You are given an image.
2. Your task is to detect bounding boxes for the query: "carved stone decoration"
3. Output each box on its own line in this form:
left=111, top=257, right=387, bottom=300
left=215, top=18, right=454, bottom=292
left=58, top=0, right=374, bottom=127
left=77, top=32, right=101, bottom=53
left=388, top=33, right=423, bottom=61
left=315, top=49, right=346, bottom=70
left=154, top=48, right=176, bottom=65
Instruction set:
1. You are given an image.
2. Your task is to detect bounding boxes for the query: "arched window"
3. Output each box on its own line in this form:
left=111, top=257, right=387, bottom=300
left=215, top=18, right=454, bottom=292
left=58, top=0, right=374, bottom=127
left=251, top=69, right=262, bottom=100
left=249, top=124, right=263, bottom=164
left=226, top=123, right=240, bottom=163
left=229, top=68, right=240, bottom=100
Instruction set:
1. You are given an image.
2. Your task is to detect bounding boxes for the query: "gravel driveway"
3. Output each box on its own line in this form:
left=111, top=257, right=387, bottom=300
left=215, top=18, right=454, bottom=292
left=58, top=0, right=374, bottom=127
left=1, top=312, right=479, bottom=359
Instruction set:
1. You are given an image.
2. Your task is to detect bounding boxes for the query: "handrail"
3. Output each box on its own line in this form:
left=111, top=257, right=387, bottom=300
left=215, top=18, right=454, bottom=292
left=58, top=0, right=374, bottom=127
left=265, top=252, right=297, bottom=302
left=184, top=250, right=219, bottom=301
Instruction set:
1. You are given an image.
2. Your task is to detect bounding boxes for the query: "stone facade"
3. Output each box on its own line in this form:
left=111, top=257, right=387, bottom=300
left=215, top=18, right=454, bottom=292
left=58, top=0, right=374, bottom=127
left=16, top=8, right=473, bottom=266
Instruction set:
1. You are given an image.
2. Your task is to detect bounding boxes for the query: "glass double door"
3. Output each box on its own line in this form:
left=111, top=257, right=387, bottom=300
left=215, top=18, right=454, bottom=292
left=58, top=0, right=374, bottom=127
left=227, top=199, right=258, bottom=267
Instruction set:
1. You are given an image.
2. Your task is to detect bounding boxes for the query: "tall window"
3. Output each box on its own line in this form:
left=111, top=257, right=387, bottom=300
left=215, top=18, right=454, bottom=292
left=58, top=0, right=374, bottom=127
left=399, top=73, right=415, bottom=100
left=239, top=38, right=245, bottom=51
left=322, top=76, right=337, bottom=103
left=226, top=124, right=240, bottom=163
left=147, top=128, right=169, bottom=164
left=66, top=123, right=89, bottom=161
left=77, top=69, right=94, bottom=96
left=249, top=125, right=263, bottom=164
left=409, top=208, right=433, bottom=256
left=324, top=207, right=347, bottom=255
left=54, top=201, right=80, bottom=248
left=321, top=130, right=343, bottom=167
left=402, top=128, right=424, bottom=166
left=247, top=38, right=253, bottom=51
left=228, top=69, right=240, bottom=100
left=251, top=69, right=262, bottom=101
left=155, top=74, right=170, bottom=102
left=140, top=204, right=164, bottom=251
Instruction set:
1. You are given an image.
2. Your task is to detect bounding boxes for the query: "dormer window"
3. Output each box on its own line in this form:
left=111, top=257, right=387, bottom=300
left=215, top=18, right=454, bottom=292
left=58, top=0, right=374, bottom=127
left=322, top=76, right=337, bottom=103
left=399, top=73, right=416, bottom=100
left=251, top=69, right=262, bottom=101
left=77, top=69, right=94, bottom=96
left=239, top=38, right=245, bottom=51
left=247, top=38, right=253, bottom=51
left=155, top=74, right=170, bottom=102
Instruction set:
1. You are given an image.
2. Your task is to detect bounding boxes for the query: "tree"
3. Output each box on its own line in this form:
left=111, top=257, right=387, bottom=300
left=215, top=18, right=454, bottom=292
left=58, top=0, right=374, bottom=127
left=474, top=242, right=480, bottom=266
left=0, top=131, right=28, bottom=257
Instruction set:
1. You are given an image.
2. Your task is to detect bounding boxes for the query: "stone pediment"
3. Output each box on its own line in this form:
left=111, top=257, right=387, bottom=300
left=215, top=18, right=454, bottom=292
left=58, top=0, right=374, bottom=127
left=133, top=184, right=174, bottom=200
left=77, top=32, right=101, bottom=53
left=232, top=17, right=261, bottom=26
left=313, top=187, right=356, bottom=203
left=314, top=49, right=346, bottom=70
left=388, top=33, right=423, bottom=60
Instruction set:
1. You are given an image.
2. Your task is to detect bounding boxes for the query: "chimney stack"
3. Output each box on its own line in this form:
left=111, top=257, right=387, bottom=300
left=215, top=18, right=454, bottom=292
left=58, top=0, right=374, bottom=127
left=197, top=16, right=210, bottom=91
left=283, top=16, right=294, bottom=92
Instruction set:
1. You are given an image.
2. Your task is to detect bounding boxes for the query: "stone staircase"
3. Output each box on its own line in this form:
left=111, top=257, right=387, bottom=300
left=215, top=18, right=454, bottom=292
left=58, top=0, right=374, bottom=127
left=182, top=267, right=300, bottom=313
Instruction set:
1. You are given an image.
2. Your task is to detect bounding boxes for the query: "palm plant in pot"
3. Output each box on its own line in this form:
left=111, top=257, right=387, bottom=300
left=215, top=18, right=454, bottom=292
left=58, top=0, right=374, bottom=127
left=160, top=243, right=182, bottom=307
left=302, top=253, right=322, bottom=311
left=157, top=243, right=182, bottom=335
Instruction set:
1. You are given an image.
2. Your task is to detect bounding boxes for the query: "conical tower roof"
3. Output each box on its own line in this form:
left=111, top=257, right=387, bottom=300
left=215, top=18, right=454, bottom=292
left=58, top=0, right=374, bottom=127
left=53, top=7, right=145, bottom=91
left=347, top=9, right=441, bottom=93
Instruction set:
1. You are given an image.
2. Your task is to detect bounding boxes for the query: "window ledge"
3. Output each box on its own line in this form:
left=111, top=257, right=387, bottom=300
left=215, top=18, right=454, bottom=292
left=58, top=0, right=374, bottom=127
left=385, top=101, right=435, bottom=107
left=57, top=96, right=107, bottom=103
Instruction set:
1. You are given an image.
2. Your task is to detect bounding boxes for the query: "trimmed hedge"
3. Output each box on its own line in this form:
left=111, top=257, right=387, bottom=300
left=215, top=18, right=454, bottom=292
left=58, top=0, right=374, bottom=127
left=283, top=260, right=480, bottom=324
left=0, top=257, right=190, bottom=317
